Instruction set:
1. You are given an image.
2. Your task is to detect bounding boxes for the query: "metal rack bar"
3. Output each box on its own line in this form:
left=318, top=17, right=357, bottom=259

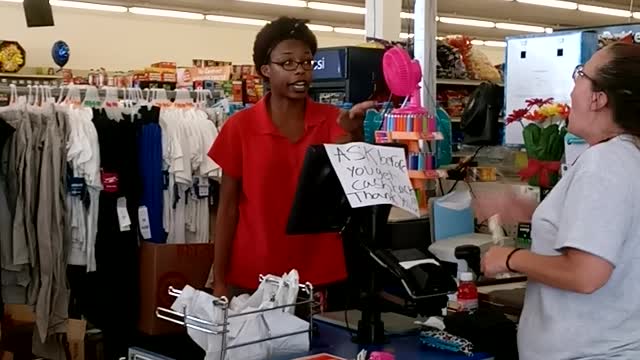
left=0, top=85, right=222, bottom=99
left=156, top=275, right=316, bottom=360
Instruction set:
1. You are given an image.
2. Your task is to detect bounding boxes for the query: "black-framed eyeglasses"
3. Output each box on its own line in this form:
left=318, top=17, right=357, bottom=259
left=270, top=59, right=315, bottom=71
left=573, top=64, right=596, bottom=84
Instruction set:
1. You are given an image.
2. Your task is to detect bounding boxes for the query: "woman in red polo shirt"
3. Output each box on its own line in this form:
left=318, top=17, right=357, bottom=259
left=209, top=17, right=375, bottom=296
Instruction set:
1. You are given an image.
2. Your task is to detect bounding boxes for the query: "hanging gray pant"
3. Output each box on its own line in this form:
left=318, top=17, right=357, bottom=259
left=1, top=109, right=30, bottom=304
left=34, top=107, right=69, bottom=343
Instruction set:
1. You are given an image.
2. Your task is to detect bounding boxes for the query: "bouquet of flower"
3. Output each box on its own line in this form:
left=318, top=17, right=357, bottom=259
left=506, top=98, right=570, bottom=188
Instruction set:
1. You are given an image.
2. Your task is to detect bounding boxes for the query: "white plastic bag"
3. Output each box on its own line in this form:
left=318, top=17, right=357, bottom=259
left=171, top=270, right=308, bottom=360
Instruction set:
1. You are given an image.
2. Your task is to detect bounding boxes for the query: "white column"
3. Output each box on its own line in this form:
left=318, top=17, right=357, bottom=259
left=364, top=0, right=401, bottom=41
left=413, top=0, right=437, bottom=115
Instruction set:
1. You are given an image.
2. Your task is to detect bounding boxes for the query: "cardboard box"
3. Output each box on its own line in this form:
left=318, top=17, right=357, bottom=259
left=138, top=242, right=215, bottom=335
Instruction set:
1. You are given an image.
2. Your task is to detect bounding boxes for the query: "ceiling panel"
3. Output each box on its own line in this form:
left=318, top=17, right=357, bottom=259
left=93, top=0, right=640, bottom=40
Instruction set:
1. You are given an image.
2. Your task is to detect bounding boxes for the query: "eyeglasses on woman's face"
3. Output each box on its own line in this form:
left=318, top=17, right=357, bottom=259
left=573, top=64, right=595, bottom=83
left=270, top=59, right=315, bottom=71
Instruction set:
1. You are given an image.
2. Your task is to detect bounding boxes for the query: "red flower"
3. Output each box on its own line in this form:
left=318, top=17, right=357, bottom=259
left=506, top=108, right=528, bottom=124
left=523, top=110, right=547, bottom=122
left=525, top=97, right=553, bottom=108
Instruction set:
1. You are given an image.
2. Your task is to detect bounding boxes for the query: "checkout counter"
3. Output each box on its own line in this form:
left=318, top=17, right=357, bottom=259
left=132, top=146, right=525, bottom=360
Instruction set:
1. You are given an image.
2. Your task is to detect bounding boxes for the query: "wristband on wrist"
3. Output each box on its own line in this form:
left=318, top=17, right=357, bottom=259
left=506, top=248, right=523, bottom=272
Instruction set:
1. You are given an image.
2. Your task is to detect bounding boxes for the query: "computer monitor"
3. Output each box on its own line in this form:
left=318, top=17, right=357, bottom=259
left=286, top=145, right=351, bottom=235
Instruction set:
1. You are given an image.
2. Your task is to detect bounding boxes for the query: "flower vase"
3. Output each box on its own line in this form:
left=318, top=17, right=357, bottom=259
left=519, top=121, right=567, bottom=189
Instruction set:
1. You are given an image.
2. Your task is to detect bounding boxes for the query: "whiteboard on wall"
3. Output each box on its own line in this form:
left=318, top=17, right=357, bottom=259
left=504, top=32, right=595, bottom=145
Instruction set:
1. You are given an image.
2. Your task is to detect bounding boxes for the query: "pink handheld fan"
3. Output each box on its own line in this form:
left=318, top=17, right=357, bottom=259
left=382, top=46, right=425, bottom=114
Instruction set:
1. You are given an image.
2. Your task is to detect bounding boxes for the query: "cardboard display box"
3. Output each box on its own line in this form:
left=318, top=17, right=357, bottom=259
left=138, top=242, right=215, bottom=336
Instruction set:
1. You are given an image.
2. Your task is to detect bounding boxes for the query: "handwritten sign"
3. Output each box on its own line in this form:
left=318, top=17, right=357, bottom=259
left=324, top=142, right=419, bottom=217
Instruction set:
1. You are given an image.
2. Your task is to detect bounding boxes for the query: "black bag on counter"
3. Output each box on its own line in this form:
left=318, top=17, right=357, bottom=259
left=444, top=307, right=518, bottom=360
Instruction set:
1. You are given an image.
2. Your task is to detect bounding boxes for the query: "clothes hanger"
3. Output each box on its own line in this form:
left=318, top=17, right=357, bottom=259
left=103, top=86, right=122, bottom=121
left=82, top=86, right=102, bottom=108
left=173, top=89, right=193, bottom=109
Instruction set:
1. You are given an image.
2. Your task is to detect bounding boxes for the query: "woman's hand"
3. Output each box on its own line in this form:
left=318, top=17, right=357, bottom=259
left=337, top=100, right=377, bottom=133
left=213, top=281, right=230, bottom=298
left=481, top=246, right=516, bottom=277
left=473, top=190, right=538, bottom=225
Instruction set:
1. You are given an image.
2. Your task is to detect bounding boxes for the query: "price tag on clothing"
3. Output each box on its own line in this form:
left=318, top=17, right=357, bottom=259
left=68, top=177, right=86, bottom=197
left=101, top=171, right=119, bottom=193
left=162, top=170, right=170, bottom=191
left=198, top=176, right=209, bottom=198
left=116, top=197, right=131, bottom=232
left=138, top=206, right=152, bottom=240
left=192, top=176, right=209, bottom=199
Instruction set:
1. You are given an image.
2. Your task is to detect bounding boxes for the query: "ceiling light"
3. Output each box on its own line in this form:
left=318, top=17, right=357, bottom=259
left=400, top=33, right=414, bottom=39
left=307, top=2, right=366, bottom=14
left=0, top=0, right=23, bottom=3
left=496, top=22, right=545, bottom=33
left=237, top=0, right=307, bottom=6
left=205, top=15, right=268, bottom=26
left=129, top=7, right=205, bottom=20
left=545, top=27, right=554, bottom=33
left=439, top=16, right=495, bottom=28
left=400, top=12, right=414, bottom=19
left=515, top=0, right=577, bottom=10
left=484, top=40, right=507, bottom=47
left=334, top=27, right=366, bottom=35
left=307, top=23, right=334, bottom=32
left=436, top=36, right=445, bottom=40
left=49, top=0, right=127, bottom=12
left=471, top=39, right=485, bottom=46
left=578, top=4, right=631, bottom=17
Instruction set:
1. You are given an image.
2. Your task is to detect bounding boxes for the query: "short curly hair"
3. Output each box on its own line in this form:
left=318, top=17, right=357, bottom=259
left=253, top=17, right=318, bottom=78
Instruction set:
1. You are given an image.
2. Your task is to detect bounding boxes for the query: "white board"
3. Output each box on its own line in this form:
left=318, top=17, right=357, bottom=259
left=324, top=142, right=420, bottom=217
left=504, top=32, right=585, bottom=145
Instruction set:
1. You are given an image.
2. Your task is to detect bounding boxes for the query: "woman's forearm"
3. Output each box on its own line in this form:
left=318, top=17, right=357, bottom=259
left=213, top=175, right=241, bottom=284
left=213, top=204, right=238, bottom=282
left=509, top=249, right=608, bottom=294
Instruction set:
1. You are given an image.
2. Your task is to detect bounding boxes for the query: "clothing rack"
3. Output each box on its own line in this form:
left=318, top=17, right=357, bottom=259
left=155, top=274, right=315, bottom=360
left=0, top=85, right=220, bottom=100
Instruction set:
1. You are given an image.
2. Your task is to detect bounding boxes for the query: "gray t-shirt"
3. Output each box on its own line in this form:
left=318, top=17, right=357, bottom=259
left=519, top=135, right=640, bottom=360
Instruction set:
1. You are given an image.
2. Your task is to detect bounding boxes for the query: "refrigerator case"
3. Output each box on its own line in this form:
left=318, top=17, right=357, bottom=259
left=310, top=46, right=388, bottom=106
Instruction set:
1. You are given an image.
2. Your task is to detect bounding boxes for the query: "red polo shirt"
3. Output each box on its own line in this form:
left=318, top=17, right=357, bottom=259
left=208, top=95, right=348, bottom=290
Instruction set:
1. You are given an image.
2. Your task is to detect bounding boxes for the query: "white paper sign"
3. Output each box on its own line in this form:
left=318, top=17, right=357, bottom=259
left=324, top=142, right=420, bottom=217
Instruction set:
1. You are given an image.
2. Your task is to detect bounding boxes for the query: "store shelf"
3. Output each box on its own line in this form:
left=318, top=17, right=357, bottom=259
left=408, top=169, right=448, bottom=180
left=436, top=78, right=503, bottom=86
left=375, top=131, right=444, bottom=142
left=0, top=73, right=62, bottom=79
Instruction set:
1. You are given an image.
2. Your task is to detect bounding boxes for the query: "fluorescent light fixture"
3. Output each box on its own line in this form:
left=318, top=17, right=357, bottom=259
left=399, top=33, right=414, bottom=39
left=237, top=0, right=307, bottom=6
left=439, top=16, right=495, bottom=28
left=578, top=4, right=631, bottom=17
left=307, top=23, right=334, bottom=32
left=129, top=7, right=205, bottom=20
left=484, top=40, right=507, bottom=47
left=515, top=0, right=577, bottom=10
left=496, top=22, right=545, bottom=33
left=49, top=0, right=127, bottom=12
left=205, top=15, right=268, bottom=26
left=545, top=27, right=554, bottom=33
left=0, top=0, right=23, bottom=3
left=400, top=11, right=414, bottom=19
left=334, top=27, right=366, bottom=35
left=307, top=2, right=366, bottom=14
left=436, top=36, right=445, bottom=40
left=471, top=39, right=485, bottom=46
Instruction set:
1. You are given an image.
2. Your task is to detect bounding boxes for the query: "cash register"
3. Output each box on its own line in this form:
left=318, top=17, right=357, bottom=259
left=287, top=144, right=458, bottom=344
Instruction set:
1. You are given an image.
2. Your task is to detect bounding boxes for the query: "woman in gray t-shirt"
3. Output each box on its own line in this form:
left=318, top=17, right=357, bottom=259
left=483, top=43, right=640, bottom=360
